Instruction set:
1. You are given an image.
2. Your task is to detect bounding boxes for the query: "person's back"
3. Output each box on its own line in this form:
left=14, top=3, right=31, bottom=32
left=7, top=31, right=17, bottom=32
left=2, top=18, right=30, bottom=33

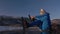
left=35, top=9, right=51, bottom=34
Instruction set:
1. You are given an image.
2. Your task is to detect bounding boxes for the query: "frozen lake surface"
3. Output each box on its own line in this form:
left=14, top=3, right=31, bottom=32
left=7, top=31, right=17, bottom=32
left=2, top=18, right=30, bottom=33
left=0, top=26, right=23, bottom=31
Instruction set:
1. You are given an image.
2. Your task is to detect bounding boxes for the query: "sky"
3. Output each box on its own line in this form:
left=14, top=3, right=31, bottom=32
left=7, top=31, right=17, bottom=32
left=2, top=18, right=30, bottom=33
left=0, top=0, right=60, bottom=19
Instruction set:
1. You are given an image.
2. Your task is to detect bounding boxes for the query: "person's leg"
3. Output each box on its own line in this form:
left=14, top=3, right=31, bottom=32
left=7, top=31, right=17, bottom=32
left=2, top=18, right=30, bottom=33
left=28, top=20, right=42, bottom=27
left=39, top=28, right=50, bottom=34
left=42, top=31, right=50, bottom=34
left=28, top=20, right=43, bottom=34
left=39, top=27, right=50, bottom=34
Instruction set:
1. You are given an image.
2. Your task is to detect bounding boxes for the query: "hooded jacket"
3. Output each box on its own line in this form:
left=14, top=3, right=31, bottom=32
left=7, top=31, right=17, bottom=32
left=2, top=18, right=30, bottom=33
left=35, top=13, right=51, bottom=31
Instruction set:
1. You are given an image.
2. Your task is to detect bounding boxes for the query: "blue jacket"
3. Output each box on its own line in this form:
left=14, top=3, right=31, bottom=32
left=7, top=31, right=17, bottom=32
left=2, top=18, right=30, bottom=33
left=28, top=13, right=51, bottom=31
left=35, top=13, right=51, bottom=30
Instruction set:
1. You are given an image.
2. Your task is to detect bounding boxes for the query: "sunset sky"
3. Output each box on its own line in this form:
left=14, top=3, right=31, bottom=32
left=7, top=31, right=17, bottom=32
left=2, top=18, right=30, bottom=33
left=0, top=0, right=60, bottom=19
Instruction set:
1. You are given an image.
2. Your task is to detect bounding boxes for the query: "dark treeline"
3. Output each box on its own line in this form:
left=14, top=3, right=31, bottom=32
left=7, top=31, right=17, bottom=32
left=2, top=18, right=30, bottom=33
left=0, top=16, right=30, bottom=26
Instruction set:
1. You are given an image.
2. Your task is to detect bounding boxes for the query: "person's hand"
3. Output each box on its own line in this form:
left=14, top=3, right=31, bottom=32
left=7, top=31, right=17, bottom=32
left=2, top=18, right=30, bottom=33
left=30, top=16, right=35, bottom=19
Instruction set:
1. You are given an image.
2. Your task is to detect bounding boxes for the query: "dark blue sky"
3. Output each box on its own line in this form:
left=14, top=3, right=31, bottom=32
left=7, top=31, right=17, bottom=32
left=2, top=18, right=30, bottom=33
left=0, top=0, right=60, bottom=19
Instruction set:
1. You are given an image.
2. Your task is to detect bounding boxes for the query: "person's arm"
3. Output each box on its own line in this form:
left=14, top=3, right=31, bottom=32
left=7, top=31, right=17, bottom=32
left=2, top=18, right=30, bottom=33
left=35, top=16, right=41, bottom=20
left=30, top=15, right=41, bottom=20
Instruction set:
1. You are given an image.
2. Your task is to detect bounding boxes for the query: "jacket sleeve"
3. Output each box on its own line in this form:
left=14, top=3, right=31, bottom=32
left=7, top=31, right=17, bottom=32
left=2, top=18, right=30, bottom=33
left=35, top=16, right=41, bottom=20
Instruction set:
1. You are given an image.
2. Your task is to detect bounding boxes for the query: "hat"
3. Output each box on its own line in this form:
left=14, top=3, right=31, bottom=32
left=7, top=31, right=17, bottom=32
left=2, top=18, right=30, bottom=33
left=40, top=9, right=46, bottom=15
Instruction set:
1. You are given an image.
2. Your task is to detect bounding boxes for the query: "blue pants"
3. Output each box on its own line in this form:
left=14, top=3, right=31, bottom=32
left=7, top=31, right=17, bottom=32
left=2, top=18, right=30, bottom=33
left=28, top=20, right=50, bottom=34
